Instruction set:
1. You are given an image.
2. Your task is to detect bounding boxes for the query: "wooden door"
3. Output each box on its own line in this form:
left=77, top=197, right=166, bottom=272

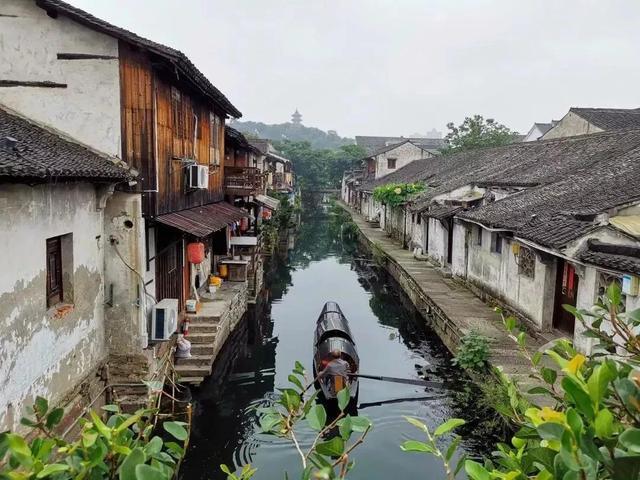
left=553, top=260, right=579, bottom=333
left=155, top=231, right=184, bottom=309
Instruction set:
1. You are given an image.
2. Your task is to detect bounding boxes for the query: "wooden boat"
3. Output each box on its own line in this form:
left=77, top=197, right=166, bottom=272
left=313, top=302, right=359, bottom=401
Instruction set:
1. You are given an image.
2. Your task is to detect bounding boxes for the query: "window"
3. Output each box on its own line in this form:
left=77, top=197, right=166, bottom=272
left=490, top=233, right=502, bottom=254
left=598, top=272, right=626, bottom=312
left=387, top=158, right=397, bottom=169
left=46, top=234, right=73, bottom=308
left=417, top=215, right=421, bottom=225
left=411, top=213, right=416, bottom=223
left=171, top=87, right=184, bottom=139
left=210, top=113, right=220, bottom=166
left=46, top=237, right=63, bottom=307
left=476, top=226, right=482, bottom=246
left=518, top=246, right=535, bottom=279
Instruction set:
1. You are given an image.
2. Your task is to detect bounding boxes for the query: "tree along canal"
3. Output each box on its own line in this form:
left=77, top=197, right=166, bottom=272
left=180, top=203, right=503, bottom=479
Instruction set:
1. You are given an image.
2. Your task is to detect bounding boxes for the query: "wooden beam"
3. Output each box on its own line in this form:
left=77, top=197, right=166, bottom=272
left=57, top=53, right=118, bottom=60
left=0, top=80, right=67, bottom=88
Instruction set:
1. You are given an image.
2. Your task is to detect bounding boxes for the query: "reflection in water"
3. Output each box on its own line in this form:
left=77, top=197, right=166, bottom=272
left=180, top=202, right=501, bottom=480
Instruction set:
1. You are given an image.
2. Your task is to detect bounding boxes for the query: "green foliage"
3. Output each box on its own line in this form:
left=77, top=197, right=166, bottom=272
left=274, top=140, right=366, bottom=189
left=0, top=399, right=188, bottom=480
left=441, top=115, right=518, bottom=154
left=401, top=416, right=467, bottom=480
left=412, top=282, right=640, bottom=480
left=224, top=363, right=372, bottom=480
left=452, top=332, right=490, bottom=371
left=372, top=182, right=424, bottom=208
left=230, top=120, right=353, bottom=150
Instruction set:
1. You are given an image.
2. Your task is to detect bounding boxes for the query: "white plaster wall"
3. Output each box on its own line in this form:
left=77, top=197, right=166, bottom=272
left=0, top=1, right=121, bottom=156
left=103, top=192, right=148, bottom=355
left=451, top=221, right=467, bottom=277
left=427, top=218, right=448, bottom=265
left=541, top=111, right=603, bottom=140
left=0, top=183, right=107, bottom=432
left=466, top=231, right=556, bottom=329
left=374, top=143, right=432, bottom=179
left=409, top=214, right=426, bottom=252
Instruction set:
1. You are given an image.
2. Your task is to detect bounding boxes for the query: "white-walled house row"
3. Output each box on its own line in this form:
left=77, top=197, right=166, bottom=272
left=349, top=127, right=640, bottom=350
left=0, top=105, right=133, bottom=432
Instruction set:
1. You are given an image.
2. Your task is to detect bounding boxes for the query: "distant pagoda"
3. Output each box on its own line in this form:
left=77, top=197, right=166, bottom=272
left=291, top=109, right=302, bottom=125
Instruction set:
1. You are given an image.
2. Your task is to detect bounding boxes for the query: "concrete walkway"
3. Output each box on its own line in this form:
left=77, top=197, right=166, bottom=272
left=339, top=202, right=554, bottom=388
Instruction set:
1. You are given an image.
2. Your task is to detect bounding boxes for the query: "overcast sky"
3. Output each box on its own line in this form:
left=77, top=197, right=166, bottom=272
left=75, top=0, right=640, bottom=138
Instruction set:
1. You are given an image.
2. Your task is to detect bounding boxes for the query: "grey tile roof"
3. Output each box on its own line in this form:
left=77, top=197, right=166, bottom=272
left=36, top=0, right=241, bottom=118
left=455, top=134, right=640, bottom=247
left=571, top=107, right=640, bottom=131
left=0, top=105, right=130, bottom=181
left=359, top=158, right=441, bottom=192
left=357, top=127, right=640, bottom=248
left=424, top=204, right=463, bottom=220
left=578, top=240, right=640, bottom=275
left=225, top=126, right=260, bottom=154
left=355, top=135, right=444, bottom=154
left=247, top=139, right=271, bottom=155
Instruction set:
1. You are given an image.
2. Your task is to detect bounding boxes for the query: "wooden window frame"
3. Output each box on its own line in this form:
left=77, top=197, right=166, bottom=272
left=171, top=87, right=184, bottom=140
left=417, top=214, right=421, bottom=225
left=46, top=237, right=63, bottom=308
left=476, top=226, right=483, bottom=246
left=387, top=158, right=397, bottom=169
left=491, top=232, right=502, bottom=254
left=210, top=112, right=220, bottom=166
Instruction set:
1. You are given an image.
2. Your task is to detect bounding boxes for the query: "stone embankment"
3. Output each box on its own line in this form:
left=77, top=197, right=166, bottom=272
left=175, top=282, right=248, bottom=385
left=339, top=202, right=558, bottom=391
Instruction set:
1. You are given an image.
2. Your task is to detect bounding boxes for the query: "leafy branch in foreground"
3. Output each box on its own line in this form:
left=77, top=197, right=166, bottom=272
left=222, top=361, right=371, bottom=480
left=406, top=282, right=640, bottom=480
left=401, top=417, right=467, bottom=480
left=0, top=397, right=189, bottom=479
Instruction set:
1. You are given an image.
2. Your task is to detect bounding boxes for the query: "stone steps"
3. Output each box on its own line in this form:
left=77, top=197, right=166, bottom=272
left=175, top=354, right=212, bottom=366
left=185, top=332, right=217, bottom=344
left=175, top=363, right=212, bottom=379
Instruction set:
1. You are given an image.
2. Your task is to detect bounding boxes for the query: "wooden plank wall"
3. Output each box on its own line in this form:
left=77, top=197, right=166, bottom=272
left=119, top=42, right=225, bottom=217
left=119, top=42, right=155, bottom=215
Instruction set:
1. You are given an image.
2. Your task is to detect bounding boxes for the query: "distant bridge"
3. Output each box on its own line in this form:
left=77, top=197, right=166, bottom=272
left=304, top=188, right=340, bottom=194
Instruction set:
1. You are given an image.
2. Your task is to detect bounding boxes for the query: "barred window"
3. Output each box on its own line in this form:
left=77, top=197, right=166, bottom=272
left=598, top=272, right=626, bottom=312
left=491, top=232, right=502, bottom=254
left=518, top=246, right=535, bottom=279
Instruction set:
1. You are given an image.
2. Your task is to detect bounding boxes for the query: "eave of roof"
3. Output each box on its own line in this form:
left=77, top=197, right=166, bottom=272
left=36, top=0, right=241, bottom=118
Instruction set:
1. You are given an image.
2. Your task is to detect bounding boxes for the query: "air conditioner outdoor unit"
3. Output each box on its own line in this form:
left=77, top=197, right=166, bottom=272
left=188, top=164, right=209, bottom=189
left=151, top=298, right=179, bottom=341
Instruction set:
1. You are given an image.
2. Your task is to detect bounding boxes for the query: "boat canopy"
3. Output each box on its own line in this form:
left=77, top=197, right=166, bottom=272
left=315, top=302, right=355, bottom=346
left=315, top=337, right=359, bottom=367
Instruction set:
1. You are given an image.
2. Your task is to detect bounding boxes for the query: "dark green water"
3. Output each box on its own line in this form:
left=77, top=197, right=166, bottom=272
left=180, top=203, right=500, bottom=480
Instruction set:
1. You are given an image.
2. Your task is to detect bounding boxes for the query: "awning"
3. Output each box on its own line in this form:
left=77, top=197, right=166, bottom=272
left=254, top=194, right=280, bottom=211
left=155, top=201, right=248, bottom=237
left=423, top=204, right=463, bottom=221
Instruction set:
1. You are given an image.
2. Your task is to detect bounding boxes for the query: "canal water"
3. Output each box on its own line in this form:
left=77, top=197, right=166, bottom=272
left=180, top=203, right=500, bottom=480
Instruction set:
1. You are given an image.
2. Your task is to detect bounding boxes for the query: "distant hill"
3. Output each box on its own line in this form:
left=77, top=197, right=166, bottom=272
left=230, top=119, right=354, bottom=150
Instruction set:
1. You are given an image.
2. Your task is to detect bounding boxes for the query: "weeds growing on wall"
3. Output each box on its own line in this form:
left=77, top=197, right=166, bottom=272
left=372, top=182, right=424, bottom=208
left=452, top=331, right=491, bottom=371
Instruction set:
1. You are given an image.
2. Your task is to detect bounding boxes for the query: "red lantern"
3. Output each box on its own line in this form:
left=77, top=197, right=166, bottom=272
left=240, top=216, right=249, bottom=231
left=187, top=242, right=205, bottom=264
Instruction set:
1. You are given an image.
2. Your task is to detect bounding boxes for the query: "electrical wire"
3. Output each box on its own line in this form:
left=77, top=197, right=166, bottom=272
left=111, top=239, right=157, bottom=305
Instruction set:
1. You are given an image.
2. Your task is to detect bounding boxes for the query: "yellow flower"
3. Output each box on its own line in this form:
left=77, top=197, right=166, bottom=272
left=565, top=354, right=586, bottom=375
left=394, top=187, right=402, bottom=195
left=539, top=407, right=565, bottom=424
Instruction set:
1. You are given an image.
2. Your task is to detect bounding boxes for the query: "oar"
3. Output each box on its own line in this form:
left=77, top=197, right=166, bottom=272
left=352, top=373, right=447, bottom=389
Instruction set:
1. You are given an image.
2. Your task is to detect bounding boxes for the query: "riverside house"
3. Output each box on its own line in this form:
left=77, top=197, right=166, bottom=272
left=347, top=123, right=640, bottom=351
left=0, top=0, right=256, bottom=421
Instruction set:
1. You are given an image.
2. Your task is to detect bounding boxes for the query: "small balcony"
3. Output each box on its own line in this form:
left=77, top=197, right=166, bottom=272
left=224, top=166, right=263, bottom=196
